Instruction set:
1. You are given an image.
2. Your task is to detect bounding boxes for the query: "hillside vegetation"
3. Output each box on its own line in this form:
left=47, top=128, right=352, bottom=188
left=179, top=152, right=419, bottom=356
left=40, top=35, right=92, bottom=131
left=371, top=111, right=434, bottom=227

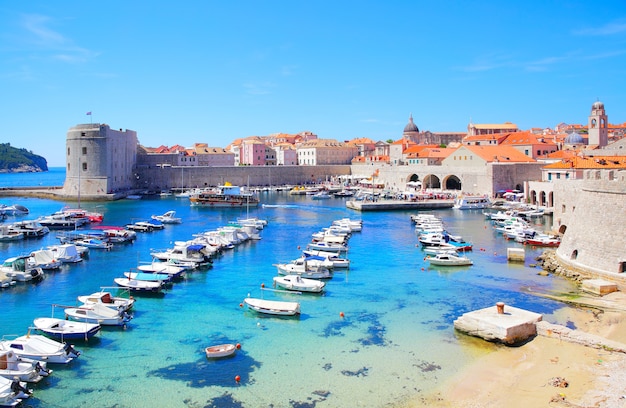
left=0, top=143, right=48, bottom=172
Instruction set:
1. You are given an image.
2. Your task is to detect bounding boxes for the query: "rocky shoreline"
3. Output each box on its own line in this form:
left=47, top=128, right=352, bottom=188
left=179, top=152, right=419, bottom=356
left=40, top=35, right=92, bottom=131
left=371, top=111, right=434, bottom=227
left=0, top=164, right=45, bottom=173
left=537, top=249, right=587, bottom=283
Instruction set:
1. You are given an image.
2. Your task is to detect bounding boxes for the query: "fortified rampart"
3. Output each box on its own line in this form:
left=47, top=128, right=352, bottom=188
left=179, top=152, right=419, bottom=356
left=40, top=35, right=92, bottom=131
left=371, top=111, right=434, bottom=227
left=550, top=169, right=626, bottom=286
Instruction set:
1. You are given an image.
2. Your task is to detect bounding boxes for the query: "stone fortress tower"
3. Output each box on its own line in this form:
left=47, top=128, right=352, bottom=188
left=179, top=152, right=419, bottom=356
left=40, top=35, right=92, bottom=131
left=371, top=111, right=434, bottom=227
left=63, top=123, right=138, bottom=198
left=588, top=100, right=608, bottom=147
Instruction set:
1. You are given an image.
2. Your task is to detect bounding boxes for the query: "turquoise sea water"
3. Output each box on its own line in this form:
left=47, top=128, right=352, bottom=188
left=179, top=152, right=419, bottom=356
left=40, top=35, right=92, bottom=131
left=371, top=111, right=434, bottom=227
left=0, top=170, right=578, bottom=408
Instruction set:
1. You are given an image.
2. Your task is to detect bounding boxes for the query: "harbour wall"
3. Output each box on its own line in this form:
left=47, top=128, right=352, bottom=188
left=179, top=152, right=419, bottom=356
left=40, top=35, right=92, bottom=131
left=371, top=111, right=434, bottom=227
left=552, top=169, right=626, bottom=278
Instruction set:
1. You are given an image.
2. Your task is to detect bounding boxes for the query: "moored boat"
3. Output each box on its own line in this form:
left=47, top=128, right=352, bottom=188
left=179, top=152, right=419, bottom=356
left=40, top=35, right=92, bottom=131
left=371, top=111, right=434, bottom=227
left=64, top=303, right=132, bottom=327
left=243, top=297, right=300, bottom=316
left=33, top=317, right=101, bottom=342
left=205, top=343, right=237, bottom=359
left=0, top=332, right=80, bottom=364
left=77, top=290, right=135, bottom=312
left=190, top=184, right=259, bottom=207
left=272, top=275, right=326, bottom=293
left=424, top=252, right=473, bottom=266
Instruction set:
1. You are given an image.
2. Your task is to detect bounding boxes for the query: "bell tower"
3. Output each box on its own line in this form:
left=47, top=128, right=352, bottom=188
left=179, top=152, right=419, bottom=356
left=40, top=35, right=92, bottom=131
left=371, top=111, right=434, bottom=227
left=588, top=100, right=608, bottom=147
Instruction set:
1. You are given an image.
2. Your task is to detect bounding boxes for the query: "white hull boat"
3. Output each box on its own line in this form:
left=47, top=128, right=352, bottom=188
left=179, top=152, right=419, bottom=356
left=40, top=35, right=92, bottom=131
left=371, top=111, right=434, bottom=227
left=77, top=291, right=135, bottom=312
left=114, top=277, right=164, bottom=292
left=0, top=350, right=51, bottom=383
left=151, top=210, right=182, bottom=224
left=0, top=375, right=31, bottom=407
left=64, top=303, right=132, bottom=327
left=424, top=253, right=473, bottom=266
left=205, top=343, right=237, bottom=359
left=243, top=297, right=300, bottom=316
left=273, top=275, right=326, bottom=293
left=33, top=318, right=100, bottom=341
left=0, top=333, right=80, bottom=364
left=274, top=261, right=333, bottom=280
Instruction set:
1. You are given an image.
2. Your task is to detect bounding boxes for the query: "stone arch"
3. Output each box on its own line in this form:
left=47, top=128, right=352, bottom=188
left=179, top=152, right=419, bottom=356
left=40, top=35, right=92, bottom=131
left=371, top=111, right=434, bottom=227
left=443, top=175, right=462, bottom=190
left=558, top=225, right=567, bottom=234
left=423, top=174, right=441, bottom=189
left=529, top=190, right=537, bottom=205
left=408, top=174, right=420, bottom=183
left=539, top=191, right=546, bottom=206
left=571, top=249, right=578, bottom=260
left=548, top=191, right=553, bottom=207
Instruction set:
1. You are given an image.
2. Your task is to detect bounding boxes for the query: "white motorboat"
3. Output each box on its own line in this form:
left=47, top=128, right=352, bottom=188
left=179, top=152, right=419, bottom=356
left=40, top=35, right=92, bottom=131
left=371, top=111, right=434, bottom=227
left=453, top=196, right=491, bottom=210
left=33, top=318, right=101, bottom=342
left=64, top=303, right=132, bottom=327
left=123, top=271, right=172, bottom=285
left=47, top=244, right=85, bottom=263
left=243, top=297, right=300, bottom=316
left=71, top=238, right=112, bottom=250
left=0, top=271, right=16, bottom=288
left=0, top=332, right=80, bottom=364
left=0, top=204, right=29, bottom=216
left=114, top=277, right=164, bottom=292
left=150, top=242, right=213, bottom=268
left=28, top=249, right=62, bottom=271
left=137, top=261, right=186, bottom=279
left=424, top=253, right=473, bottom=266
left=273, top=275, right=326, bottom=293
left=77, top=290, right=136, bottom=312
left=151, top=210, right=182, bottom=224
left=274, top=259, right=333, bottom=280
left=0, top=225, right=24, bottom=242
left=205, top=343, right=237, bottom=359
left=0, top=349, right=51, bottom=383
left=302, top=250, right=350, bottom=269
left=306, top=241, right=348, bottom=253
left=0, top=256, right=44, bottom=282
left=0, top=375, right=31, bottom=407
left=7, top=220, right=49, bottom=238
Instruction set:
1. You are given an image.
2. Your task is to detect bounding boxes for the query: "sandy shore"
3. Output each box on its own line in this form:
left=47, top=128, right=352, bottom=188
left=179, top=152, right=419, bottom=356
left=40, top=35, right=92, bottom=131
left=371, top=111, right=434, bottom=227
left=407, top=292, right=626, bottom=408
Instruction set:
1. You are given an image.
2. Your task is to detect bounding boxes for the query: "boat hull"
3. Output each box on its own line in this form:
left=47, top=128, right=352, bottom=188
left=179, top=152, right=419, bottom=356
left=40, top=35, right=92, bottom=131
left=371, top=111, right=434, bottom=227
left=243, top=298, right=300, bottom=316
left=205, top=344, right=237, bottom=359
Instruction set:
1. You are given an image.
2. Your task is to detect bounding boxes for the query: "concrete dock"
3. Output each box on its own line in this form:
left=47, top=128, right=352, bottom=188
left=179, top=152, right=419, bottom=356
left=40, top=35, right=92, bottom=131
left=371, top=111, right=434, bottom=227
left=454, top=302, right=542, bottom=345
left=346, top=199, right=454, bottom=211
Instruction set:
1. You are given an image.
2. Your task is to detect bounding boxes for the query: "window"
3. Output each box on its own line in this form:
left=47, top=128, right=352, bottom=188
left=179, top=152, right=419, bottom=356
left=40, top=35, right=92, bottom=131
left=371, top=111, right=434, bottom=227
left=82, top=147, right=87, bottom=155
left=67, top=147, right=70, bottom=156
left=82, top=162, right=87, bottom=171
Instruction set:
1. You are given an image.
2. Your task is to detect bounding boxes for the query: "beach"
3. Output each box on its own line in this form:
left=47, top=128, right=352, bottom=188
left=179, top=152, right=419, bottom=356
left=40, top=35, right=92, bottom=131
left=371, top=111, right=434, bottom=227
left=413, top=292, right=626, bottom=408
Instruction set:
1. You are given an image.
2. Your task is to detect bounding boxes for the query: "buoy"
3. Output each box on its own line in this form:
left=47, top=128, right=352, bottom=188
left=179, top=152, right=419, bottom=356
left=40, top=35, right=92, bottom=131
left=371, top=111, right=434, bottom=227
left=261, top=283, right=265, bottom=288
left=236, top=343, right=241, bottom=349
left=339, top=312, right=345, bottom=318
left=235, top=375, right=241, bottom=383
left=257, top=322, right=261, bottom=327
left=494, top=252, right=497, bottom=255
left=239, top=303, right=243, bottom=308
left=421, top=267, right=425, bottom=271
left=297, top=246, right=301, bottom=250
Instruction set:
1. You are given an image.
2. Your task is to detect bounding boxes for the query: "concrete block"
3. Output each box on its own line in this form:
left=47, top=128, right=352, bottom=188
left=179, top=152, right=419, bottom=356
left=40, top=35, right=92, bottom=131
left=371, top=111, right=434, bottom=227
left=581, top=279, right=618, bottom=296
left=454, top=303, right=542, bottom=345
left=507, top=248, right=525, bottom=262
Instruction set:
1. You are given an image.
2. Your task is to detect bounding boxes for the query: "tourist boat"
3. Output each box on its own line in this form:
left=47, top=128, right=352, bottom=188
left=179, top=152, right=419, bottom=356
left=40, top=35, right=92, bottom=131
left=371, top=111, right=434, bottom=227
left=205, top=343, right=237, bottom=359
left=59, top=208, right=104, bottom=223
left=0, top=349, right=51, bottom=383
left=0, top=375, right=31, bottom=407
left=453, top=196, right=491, bottom=210
left=0, top=332, right=80, bottom=364
left=77, top=290, right=136, bottom=312
left=0, top=225, right=24, bottom=242
left=272, top=275, right=326, bottom=293
left=33, top=317, right=101, bottom=342
left=0, top=255, right=44, bottom=282
left=151, top=210, right=182, bottom=224
left=28, top=249, right=62, bottom=270
left=7, top=220, right=49, bottom=238
left=424, top=253, right=473, bottom=266
left=274, top=259, right=333, bottom=279
left=37, top=212, right=89, bottom=229
left=189, top=184, right=259, bottom=207
left=114, top=277, right=164, bottom=292
left=525, top=234, right=561, bottom=247
left=243, top=297, right=301, bottom=316
left=64, top=303, right=132, bottom=327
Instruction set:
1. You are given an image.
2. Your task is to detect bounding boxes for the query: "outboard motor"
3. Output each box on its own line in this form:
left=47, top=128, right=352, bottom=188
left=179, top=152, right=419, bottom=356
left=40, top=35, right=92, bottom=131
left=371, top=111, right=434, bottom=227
left=34, top=362, right=51, bottom=377
left=64, top=343, right=81, bottom=358
left=11, top=378, right=32, bottom=399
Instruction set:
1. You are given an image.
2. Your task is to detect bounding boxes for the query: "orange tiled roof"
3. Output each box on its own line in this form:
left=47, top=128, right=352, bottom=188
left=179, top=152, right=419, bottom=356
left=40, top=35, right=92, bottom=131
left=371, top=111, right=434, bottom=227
left=462, top=145, right=536, bottom=163
left=404, top=144, right=438, bottom=154
left=500, top=131, right=558, bottom=145
left=543, top=156, right=626, bottom=169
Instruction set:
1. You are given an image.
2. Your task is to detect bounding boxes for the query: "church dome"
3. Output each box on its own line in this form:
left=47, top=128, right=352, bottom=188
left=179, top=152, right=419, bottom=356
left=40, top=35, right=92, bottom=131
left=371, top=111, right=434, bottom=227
left=403, top=114, right=419, bottom=133
left=564, top=132, right=584, bottom=144
left=592, top=100, right=604, bottom=110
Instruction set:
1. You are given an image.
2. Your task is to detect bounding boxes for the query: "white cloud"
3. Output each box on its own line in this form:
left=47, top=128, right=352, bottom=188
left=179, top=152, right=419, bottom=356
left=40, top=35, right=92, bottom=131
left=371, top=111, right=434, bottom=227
left=573, top=21, right=626, bottom=36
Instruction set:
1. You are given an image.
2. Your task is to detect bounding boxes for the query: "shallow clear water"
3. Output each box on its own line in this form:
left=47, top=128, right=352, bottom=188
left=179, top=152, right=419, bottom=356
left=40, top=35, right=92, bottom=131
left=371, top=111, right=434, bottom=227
left=0, top=172, right=577, bottom=408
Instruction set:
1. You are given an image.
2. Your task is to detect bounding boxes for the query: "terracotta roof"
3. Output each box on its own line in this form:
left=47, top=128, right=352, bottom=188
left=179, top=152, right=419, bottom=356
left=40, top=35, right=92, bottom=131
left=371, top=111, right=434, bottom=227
left=404, top=144, right=439, bottom=154
left=471, top=122, right=518, bottom=130
left=543, top=156, right=626, bottom=169
left=461, top=145, right=536, bottom=163
left=500, top=131, right=558, bottom=145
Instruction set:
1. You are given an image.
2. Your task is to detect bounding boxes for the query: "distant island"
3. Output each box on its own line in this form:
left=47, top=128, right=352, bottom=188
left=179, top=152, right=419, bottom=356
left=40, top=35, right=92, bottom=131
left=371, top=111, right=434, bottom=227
left=0, top=143, right=48, bottom=173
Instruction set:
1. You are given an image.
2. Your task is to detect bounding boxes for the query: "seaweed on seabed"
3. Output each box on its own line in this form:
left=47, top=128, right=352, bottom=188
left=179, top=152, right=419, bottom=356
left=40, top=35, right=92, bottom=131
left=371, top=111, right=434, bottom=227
left=198, top=392, right=244, bottom=408
left=289, top=390, right=331, bottom=408
left=321, top=318, right=353, bottom=337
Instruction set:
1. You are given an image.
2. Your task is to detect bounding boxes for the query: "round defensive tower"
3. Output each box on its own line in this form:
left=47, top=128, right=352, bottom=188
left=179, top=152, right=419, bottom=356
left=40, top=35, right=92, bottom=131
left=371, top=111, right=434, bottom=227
left=63, top=123, right=138, bottom=198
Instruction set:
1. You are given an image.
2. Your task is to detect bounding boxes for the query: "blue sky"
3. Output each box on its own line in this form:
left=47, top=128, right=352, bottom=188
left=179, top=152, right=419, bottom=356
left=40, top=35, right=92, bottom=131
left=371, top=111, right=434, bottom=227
left=2, top=1, right=625, bottom=166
